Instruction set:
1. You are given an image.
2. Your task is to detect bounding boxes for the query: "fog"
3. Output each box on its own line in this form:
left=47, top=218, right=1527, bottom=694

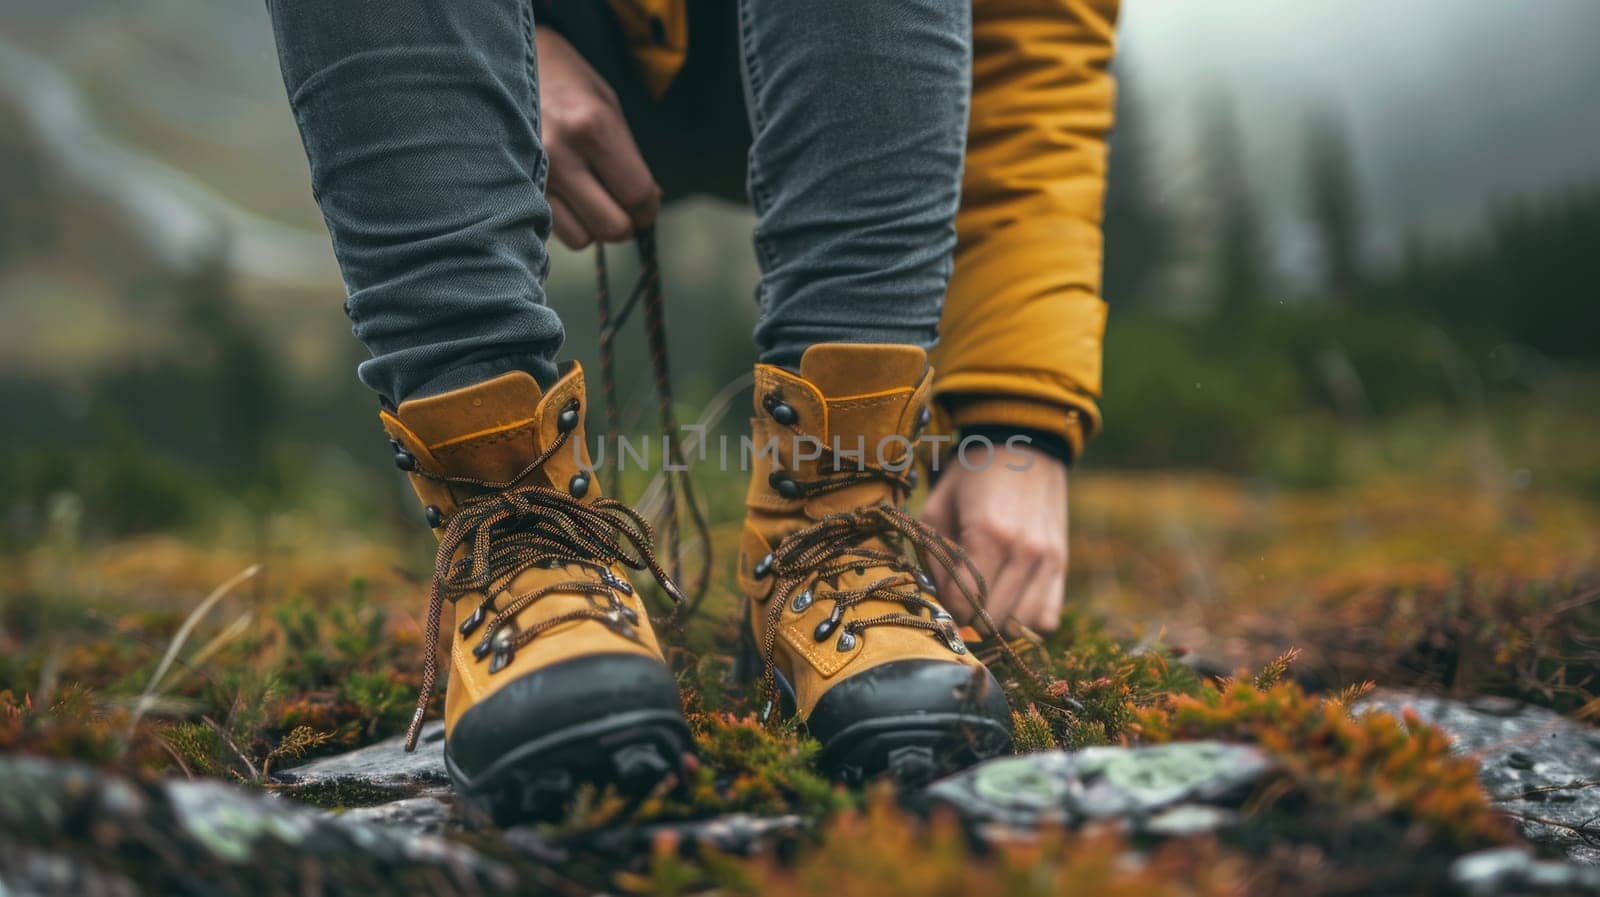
left=1123, top=0, right=1600, bottom=262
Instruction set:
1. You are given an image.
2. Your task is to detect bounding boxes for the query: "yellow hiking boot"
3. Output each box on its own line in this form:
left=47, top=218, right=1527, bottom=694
left=381, top=363, right=691, bottom=823
left=734, top=344, right=1012, bottom=785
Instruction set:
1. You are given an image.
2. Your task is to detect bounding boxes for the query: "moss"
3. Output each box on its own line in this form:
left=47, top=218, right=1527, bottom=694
left=1282, top=573, right=1600, bottom=713
left=1010, top=703, right=1059, bottom=753
left=992, top=610, right=1203, bottom=750
left=273, top=777, right=417, bottom=810
left=1137, top=678, right=1511, bottom=851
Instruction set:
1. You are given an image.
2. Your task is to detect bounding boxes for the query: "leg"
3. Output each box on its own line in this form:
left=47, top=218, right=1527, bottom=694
left=267, top=1, right=691, bottom=824
left=731, top=1, right=1009, bottom=786
left=738, top=0, right=973, bottom=368
left=266, top=0, right=562, bottom=403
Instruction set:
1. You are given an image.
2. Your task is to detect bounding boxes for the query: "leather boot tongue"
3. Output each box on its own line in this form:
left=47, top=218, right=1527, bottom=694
left=394, top=371, right=551, bottom=484
left=798, top=344, right=928, bottom=398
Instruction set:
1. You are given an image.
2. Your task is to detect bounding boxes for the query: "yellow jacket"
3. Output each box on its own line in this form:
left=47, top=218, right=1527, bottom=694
left=610, top=0, right=1118, bottom=460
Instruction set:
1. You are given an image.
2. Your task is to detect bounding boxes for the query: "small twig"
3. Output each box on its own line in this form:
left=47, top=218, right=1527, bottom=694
left=1505, top=810, right=1600, bottom=846
left=152, top=733, right=196, bottom=780
left=201, top=713, right=259, bottom=782
left=1496, top=780, right=1600, bottom=802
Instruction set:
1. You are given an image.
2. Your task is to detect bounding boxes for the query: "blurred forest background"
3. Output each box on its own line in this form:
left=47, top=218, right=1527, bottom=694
left=0, top=0, right=1596, bottom=598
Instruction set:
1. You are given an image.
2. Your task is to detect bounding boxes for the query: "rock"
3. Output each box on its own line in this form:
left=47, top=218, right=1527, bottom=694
left=336, top=795, right=454, bottom=835
left=1143, top=804, right=1241, bottom=838
left=1363, top=690, right=1600, bottom=865
left=276, top=721, right=449, bottom=791
left=0, top=755, right=512, bottom=895
left=274, top=722, right=460, bottom=833
left=924, top=741, right=1274, bottom=835
left=1452, top=846, right=1600, bottom=896
left=1073, top=742, right=1274, bottom=817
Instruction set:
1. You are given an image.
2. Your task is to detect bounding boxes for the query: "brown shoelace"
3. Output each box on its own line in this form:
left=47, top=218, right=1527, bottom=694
left=753, top=463, right=1033, bottom=716
left=595, top=229, right=713, bottom=615
left=402, top=419, right=685, bottom=751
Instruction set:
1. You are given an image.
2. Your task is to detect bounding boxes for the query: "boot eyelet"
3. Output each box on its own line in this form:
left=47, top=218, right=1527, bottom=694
left=568, top=472, right=590, bottom=498
left=769, top=401, right=798, bottom=426
left=394, top=451, right=417, bottom=471
left=556, top=400, right=581, bottom=433
left=790, top=589, right=813, bottom=613
left=938, top=627, right=967, bottom=654
left=836, top=631, right=857, bottom=652
left=907, top=469, right=920, bottom=490
left=459, top=604, right=487, bottom=637
left=605, top=610, right=638, bottom=639
left=917, top=405, right=932, bottom=429
left=915, top=570, right=937, bottom=594
left=814, top=605, right=845, bottom=641
left=487, top=629, right=515, bottom=672
left=932, top=610, right=954, bottom=623
left=601, top=569, right=634, bottom=595
left=768, top=472, right=802, bottom=499
left=753, top=553, right=774, bottom=578
left=424, top=505, right=443, bottom=528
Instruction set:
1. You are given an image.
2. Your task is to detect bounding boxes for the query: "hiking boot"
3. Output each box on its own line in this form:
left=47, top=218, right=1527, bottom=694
left=734, top=344, right=1012, bottom=786
left=381, top=364, right=691, bottom=824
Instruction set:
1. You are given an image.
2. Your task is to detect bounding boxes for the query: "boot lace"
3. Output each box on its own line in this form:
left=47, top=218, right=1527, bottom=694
left=752, top=464, right=1026, bottom=712
left=402, top=418, right=684, bottom=751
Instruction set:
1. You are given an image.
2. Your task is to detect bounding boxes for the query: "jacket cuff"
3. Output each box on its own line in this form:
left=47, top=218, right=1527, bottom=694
left=940, top=394, right=1092, bottom=464
left=958, top=425, right=1075, bottom=469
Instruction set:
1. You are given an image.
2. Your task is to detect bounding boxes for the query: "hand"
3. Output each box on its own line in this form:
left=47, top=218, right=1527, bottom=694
left=921, top=442, right=1069, bottom=636
left=536, top=26, right=661, bottom=249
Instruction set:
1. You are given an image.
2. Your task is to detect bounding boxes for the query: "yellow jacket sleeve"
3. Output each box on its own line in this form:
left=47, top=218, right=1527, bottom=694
left=930, top=0, right=1120, bottom=463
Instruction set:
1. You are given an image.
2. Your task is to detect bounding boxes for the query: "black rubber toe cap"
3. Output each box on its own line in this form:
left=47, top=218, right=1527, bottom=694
left=806, top=659, right=1012, bottom=746
left=447, top=652, right=684, bottom=778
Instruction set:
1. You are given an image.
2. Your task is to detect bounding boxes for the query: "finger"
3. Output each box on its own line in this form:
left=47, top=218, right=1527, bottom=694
left=1016, top=558, right=1066, bottom=633
left=944, top=527, right=1003, bottom=628
left=581, top=120, right=661, bottom=228
left=983, top=552, right=1040, bottom=638
left=549, top=195, right=592, bottom=250
left=550, top=166, right=632, bottom=244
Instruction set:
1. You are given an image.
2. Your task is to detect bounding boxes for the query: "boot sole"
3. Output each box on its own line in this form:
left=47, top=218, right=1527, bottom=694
left=817, top=713, right=1012, bottom=788
left=736, top=617, right=1010, bottom=787
left=445, top=707, right=692, bottom=826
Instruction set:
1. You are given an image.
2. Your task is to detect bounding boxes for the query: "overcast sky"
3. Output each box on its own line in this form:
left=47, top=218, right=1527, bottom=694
left=1119, top=0, right=1600, bottom=267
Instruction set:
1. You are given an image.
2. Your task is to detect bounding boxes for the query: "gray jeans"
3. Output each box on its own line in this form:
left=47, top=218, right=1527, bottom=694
left=267, top=0, right=971, bottom=403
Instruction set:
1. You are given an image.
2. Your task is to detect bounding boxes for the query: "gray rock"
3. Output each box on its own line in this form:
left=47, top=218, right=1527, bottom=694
left=1364, top=690, right=1600, bottom=865
left=276, top=720, right=449, bottom=791
left=335, top=794, right=455, bottom=835
left=0, top=755, right=512, bottom=896
left=1143, top=804, right=1241, bottom=838
left=1073, top=742, right=1275, bottom=817
left=1452, top=846, right=1600, bottom=895
left=925, top=741, right=1274, bottom=834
